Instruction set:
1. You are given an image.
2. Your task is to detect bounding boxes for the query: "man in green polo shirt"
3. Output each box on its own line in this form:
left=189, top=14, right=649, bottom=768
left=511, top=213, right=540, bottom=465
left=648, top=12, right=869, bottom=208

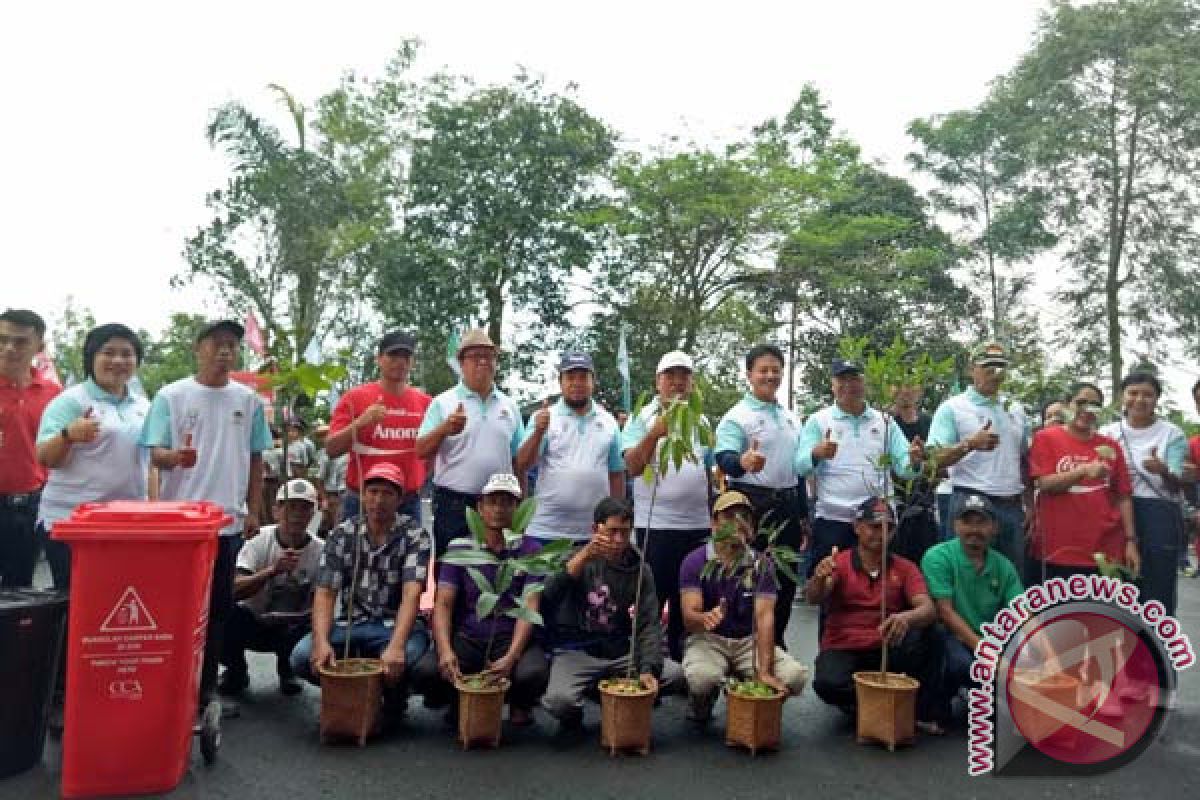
left=921, top=492, right=1023, bottom=730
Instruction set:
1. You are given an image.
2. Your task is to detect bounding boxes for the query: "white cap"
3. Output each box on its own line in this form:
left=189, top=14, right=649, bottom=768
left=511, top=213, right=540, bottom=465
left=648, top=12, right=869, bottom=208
left=276, top=479, right=319, bottom=506
left=656, top=350, right=694, bottom=375
left=481, top=473, right=522, bottom=498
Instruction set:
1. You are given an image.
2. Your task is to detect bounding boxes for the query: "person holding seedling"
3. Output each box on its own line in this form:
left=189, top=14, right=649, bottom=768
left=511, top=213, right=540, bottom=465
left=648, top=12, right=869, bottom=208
left=807, top=497, right=937, bottom=724
left=679, top=491, right=808, bottom=725
left=540, top=497, right=683, bottom=730
left=412, top=473, right=558, bottom=728
left=929, top=341, right=1031, bottom=577
left=921, top=492, right=1024, bottom=730
left=1028, top=383, right=1138, bottom=581
left=714, top=344, right=809, bottom=644
left=1100, top=370, right=1189, bottom=615
left=796, top=358, right=925, bottom=580
left=290, top=462, right=431, bottom=722
left=417, top=329, right=525, bottom=556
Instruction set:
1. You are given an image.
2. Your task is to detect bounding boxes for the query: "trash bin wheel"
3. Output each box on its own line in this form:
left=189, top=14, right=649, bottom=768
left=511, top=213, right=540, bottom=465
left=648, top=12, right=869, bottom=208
left=200, top=700, right=221, bottom=765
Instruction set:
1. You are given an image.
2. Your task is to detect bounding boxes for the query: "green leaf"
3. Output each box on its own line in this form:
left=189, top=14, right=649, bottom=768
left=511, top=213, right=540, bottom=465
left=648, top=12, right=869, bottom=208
left=465, top=507, right=487, bottom=545
left=772, top=554, right=801, bottom=588
left=438, top=549, right=501, bottom=567
left=476, top=591, right=499, bottom=620
left=465, top=566, right=494, bottom=596
left=511, top=497, right=537, bottom=535
left=495, top=562, right=514, bottom=595
left=504, top=605, right=544, bottom=626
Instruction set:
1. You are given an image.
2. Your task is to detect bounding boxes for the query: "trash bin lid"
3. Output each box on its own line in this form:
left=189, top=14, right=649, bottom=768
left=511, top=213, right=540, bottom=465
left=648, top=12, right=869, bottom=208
left=52, top=501, right=232, bottom=542
left=0, top=589, right=67, bottom=611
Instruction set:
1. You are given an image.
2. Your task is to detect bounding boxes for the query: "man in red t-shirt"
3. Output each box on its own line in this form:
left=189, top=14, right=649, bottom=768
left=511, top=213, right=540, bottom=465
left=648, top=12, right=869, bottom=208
left=1186, top=379, right=1200, bottom=571
left=325, top=331, right=431, bottom=523
left=0, top=309, right=61, bottom=587
left=1028, top=384, right=1137, bottom=581
left=806, top=497, right=937, bottom=721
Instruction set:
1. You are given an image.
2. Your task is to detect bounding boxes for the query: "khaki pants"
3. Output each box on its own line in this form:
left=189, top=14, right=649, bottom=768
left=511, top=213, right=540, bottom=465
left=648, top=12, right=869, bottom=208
left=682, top=632, right=809, bottom=720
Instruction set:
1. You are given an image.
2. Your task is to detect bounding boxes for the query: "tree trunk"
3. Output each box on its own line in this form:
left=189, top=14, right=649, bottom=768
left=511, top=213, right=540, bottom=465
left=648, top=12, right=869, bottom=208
left=787, top=298, right=798, bottom=411
left=485, top=284, right=504, bottom=349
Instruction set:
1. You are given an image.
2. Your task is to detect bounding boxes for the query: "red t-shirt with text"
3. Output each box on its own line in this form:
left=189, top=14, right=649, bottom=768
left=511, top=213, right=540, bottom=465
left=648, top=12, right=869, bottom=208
left=330, top=383, right=431, bottom=494
left=1029, top=426, right=1131, bottom=567
left=0, top=371, right=61, bottom=493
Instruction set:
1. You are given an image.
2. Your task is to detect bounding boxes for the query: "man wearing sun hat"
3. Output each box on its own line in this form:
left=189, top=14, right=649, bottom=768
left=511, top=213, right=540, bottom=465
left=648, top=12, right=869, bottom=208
left=516, top=351, right=625, bottom=547
left=679, top=490, right=809, bottom=725
left=416, top=329, right=525, bottom=557
left=929, top=341, right=1032, bottom=576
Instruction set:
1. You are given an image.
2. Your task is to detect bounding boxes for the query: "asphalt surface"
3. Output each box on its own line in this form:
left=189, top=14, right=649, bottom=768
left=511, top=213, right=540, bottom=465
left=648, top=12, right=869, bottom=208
left=6, top=558, right=1200, bottom=800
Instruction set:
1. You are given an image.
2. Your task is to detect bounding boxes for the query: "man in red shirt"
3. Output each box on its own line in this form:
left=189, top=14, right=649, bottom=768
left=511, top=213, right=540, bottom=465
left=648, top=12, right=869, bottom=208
left=806, top=496, right=936, bottom=721
left=1186, top=379, right=1200, bottom=573
left=1028, top=382, right=1138, bottom=582
left=325, top=331, right=431, bottom=523
left=0, top=309, right=61, bottom=587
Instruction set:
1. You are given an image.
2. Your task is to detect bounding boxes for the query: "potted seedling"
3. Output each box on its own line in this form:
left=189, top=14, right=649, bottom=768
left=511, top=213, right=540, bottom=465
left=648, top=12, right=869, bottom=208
left=701, top=517, right=802, bottom=755
left=598, top=388, right=714, bottom=755
left=440, top=499, right=571, bottom=749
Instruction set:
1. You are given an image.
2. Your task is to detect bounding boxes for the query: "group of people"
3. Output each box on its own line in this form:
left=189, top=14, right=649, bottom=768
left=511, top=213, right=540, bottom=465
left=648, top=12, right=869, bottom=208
left=2, top=305, right=1197, bottom=740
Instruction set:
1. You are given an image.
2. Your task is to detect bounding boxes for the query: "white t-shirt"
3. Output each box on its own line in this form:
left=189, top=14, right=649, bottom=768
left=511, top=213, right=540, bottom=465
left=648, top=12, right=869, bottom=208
left=418, top=383, right=524, bottom=495
left=1099, top=418, right=1187, bottom=501
left=140, top=377, right=272, bottom=535
left=235, top=525, right=323, bottom=615
left=620, top=399, right=713, bottom=530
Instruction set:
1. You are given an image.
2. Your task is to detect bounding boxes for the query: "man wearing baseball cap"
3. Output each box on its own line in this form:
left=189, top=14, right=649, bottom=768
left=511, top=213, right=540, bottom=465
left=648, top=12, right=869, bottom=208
left=516, top=351, right=625, bottom=547
left=620, top=349, right=715, bottom=660
left=141, top=316, right=272, bottom=711
left=219, top=479, right=325, bottom=697
left=920, top=492, right=1023, bottom=730
left=291, top=462, right=432, bottom=722
left=412, top=473, right=551, bottom=727
left=806, top=497, right=937, bottom=725
left=678, top=491, right=808, bottom=725
left=326, top=330, right=431, bottom=523
left=929, top=341, right=1032, bottom=577
left=416, top=329, right=525, bottom=556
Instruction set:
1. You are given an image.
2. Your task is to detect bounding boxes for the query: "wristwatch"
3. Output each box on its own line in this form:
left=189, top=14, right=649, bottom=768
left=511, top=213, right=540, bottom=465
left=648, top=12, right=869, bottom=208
left=60, top=427, right=71, bottom=443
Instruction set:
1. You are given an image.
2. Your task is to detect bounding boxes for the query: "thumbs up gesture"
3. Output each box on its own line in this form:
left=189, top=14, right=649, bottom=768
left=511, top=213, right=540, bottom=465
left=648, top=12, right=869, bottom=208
left=701, top=598, right=728, bottom=632
left=533, top=398, right=552, bottom=433
left=814, top=545, right=839, bottom=585
left=740, top=436, right=767, bottom=473
left=444, top=401, right=468, bottom=436
left=67, top=407, right=101, bottom=444
left=908, top=434, right=926, bottom=466
left=967, top=418, right=1000, bottom=452
left=1143, top=446, right=1168, bottom=477
left=356, top=395, right=388, bottom=429
left=813, top=428, right=838, bottom=461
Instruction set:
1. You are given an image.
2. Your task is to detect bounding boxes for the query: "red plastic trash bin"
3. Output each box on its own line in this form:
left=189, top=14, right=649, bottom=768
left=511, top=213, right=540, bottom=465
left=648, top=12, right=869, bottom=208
left=52, top=501, right=230, bottom=798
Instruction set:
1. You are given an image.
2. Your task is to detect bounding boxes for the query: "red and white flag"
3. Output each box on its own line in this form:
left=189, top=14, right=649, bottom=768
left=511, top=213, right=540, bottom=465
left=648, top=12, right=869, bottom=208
left=244, top=312, right=266, bottom=356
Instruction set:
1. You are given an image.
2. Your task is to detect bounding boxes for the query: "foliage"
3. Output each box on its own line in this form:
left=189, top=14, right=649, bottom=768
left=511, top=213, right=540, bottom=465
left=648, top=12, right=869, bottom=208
left=837, top=334, right=957, bottom=412
left=631, top=388, right=716, bottom=485
left=47, top=297, right=96, bottom=384
left=138, top=313, right=209, bottom=396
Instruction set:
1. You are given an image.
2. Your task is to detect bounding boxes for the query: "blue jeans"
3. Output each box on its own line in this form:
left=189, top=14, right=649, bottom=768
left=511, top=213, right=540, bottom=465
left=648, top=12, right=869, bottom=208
left=951, top=490, right=1024, bottom=578
left=37, top=522, right=71, bottom=591
left=931, top=628, right=976, bottom=723
left=936, top=493, right=953, bottom=542
left=290, top=619, right=429, bottom=686
left=1132, top=496, right=1183, bottom=617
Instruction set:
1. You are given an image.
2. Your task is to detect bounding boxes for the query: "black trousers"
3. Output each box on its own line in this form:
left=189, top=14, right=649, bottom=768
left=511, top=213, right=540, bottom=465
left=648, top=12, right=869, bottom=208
left=729, top=482, right=808, bottom=645
left=200, top=535, right=240, bottom=706
left=432, top=487, right=477, bottom=558
left=1133, top=496, right=1183, bottom=617
left=412, top=632, right=549, bottom=711
left=220, top=604, right=309, bottom=678
left=0, top=493, right=41, bottom=588
left=812, top=629, right=936, bottom=720
left=637, top=527, right=710, bottom=661
left=891, top=506, right=940, bottom=567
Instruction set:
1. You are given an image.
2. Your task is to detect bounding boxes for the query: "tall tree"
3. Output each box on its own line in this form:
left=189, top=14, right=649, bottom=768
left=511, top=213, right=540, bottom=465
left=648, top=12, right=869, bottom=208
left=47, top=297, right=96, bottom=385
left=181, top=45, right=421, bottom=363
left=139, top=313, right=209, bottom=396
left=377, top=71, right=615, bottom=391
left=993, top=0, right=1200, bottom=391
left=906, top=108, right=1055, bottom=341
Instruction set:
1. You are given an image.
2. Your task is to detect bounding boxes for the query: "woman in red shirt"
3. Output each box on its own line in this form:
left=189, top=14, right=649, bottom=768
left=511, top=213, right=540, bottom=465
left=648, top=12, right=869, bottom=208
left=1028, top=383, right=1140, bottom=583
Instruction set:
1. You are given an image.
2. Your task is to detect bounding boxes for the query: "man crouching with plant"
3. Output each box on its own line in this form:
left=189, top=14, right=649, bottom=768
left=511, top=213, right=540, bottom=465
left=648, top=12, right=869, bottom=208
left=680, top=491, right=809, bottom=725
left=540, top=497, right=683, bottom=730
left=412, top=473, right=556, bottom=728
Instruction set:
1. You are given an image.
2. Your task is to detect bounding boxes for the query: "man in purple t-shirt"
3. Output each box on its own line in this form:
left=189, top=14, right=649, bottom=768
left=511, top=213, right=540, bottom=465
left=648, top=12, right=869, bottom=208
left=411, top=473, right=548, bottom=727
left=679, top=491, right=809, bottom=725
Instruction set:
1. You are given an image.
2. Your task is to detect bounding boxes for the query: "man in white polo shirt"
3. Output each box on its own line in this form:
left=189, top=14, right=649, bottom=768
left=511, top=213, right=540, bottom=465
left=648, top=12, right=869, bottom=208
left=516, top=352, right=624, bottom=546
left=620, top=350, right=714, bottom=660
left=141, top=318, right=273, bottom=710
left=415, top=329, right=524, bottom=556
left=795, top=358, right=924, bottom=580
left=928, top=341, right=1031, bottom=577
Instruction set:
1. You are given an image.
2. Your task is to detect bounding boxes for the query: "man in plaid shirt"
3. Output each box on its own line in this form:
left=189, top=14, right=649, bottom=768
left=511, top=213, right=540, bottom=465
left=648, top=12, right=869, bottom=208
left=290, top=462, right=431, bottom=719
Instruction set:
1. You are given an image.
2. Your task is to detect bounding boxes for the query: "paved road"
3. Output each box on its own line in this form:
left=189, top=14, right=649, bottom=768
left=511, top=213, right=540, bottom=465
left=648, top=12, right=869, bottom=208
left=7, top=566, right=1200, bottom=799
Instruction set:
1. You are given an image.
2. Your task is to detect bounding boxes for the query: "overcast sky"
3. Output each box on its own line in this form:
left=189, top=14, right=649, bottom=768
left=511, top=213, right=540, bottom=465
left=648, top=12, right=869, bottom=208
left=4, top=1, right=1191, bottom=409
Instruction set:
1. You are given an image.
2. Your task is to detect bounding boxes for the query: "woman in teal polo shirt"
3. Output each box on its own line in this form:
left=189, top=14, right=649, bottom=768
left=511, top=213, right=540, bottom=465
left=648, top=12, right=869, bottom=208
left=36, top=324, right=150, bottom=589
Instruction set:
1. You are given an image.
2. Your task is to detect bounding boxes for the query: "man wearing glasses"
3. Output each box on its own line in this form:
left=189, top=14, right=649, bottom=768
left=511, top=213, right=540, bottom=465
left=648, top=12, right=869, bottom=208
left=416, top=329, right=524, bottom=556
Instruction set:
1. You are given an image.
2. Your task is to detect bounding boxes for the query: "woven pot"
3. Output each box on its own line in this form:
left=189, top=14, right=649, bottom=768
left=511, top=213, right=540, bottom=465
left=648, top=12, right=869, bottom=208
left=317, top=659, right=384, bottom=746
left=1009, top=669, right=1081, bottom=745
left=598, top=681, right=655, bottom=756
left=853, top=671, right=918, bottom=751
left=724, top=687, right=785, bottom=755
left=455, top=676, right=511, bottom=750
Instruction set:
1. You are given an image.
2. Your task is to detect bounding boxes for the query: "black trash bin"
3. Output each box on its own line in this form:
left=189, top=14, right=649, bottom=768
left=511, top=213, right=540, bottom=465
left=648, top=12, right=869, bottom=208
left=0, top=590, right=67, bottom=779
